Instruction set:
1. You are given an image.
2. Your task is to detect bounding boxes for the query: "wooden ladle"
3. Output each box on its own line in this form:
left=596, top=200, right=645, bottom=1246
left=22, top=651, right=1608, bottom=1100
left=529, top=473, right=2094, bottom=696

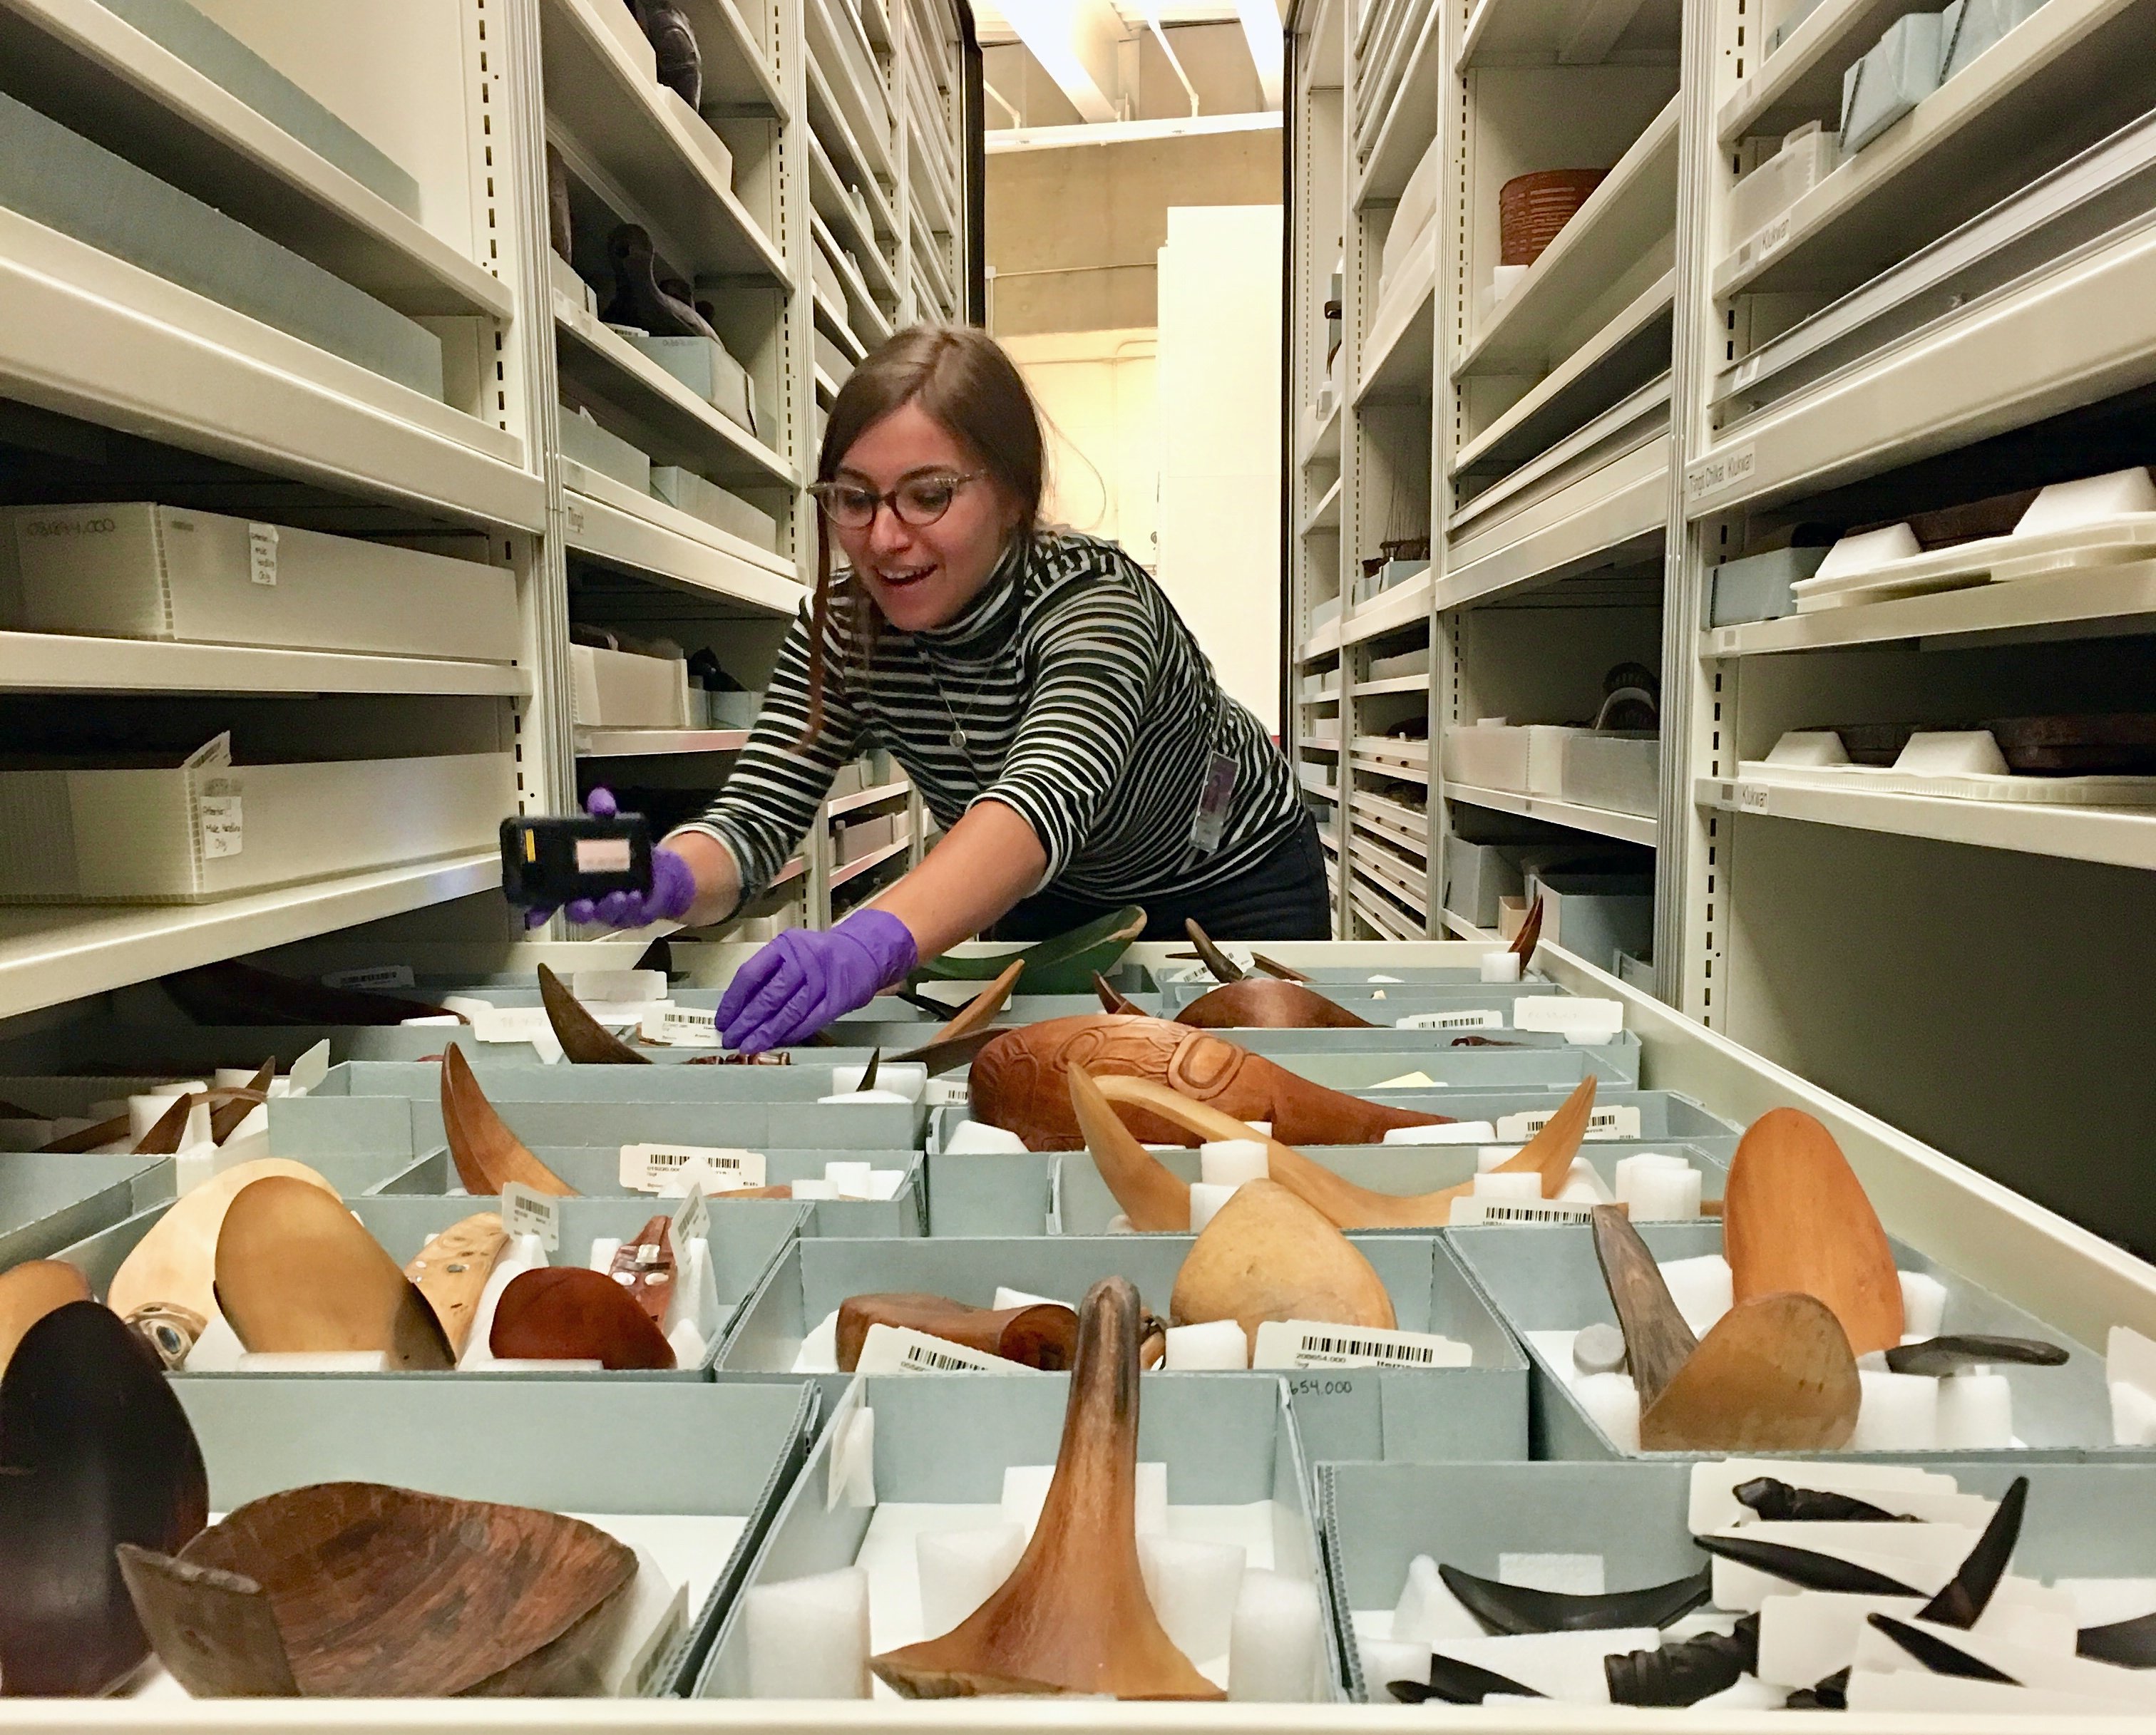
left=836, top=1292, right=1079, bottom=1371
left=1510, top=896, right=1544, bottom=964
left=1093, top=972, right=1144, bottom=1015
left=214, top=1178, right=455, bottom=1371
left=1170, top=1178, right=1396, bottom=1352
left=1184, top=919, right=1246, bottom=983
left=538, top=964, right=649, bottom=1064
left=1089, top=1073, right=1598, bottom=1230
left=403, top=1214, right=510, bottom=1357
left=1590, top=1205, right=1858, bottom=1451
left=1722, top=1107, right=1902, bottom=1356
left=488, top=1267, right=674, bottom=1369
left=118, top=1481, right=634, bottom=1696
left=967, top=1015, right=1450, bottom=1150
left=1069, top=1065, right=1193, bottom=1231
left=439, top=1046, right=576, bottom=1198
left=894, top=959, right=1028, bottom=1071
left=870, top=1276, right=1221, bottom=1700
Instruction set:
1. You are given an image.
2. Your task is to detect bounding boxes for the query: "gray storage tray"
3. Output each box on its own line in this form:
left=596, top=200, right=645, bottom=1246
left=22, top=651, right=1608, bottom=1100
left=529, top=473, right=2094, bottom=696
left=712, top=1233, right=1526, bottom=1467
left=1449, top=1220, right=2131, bottom=1459
left=1159, top=978, right=1566, bottom=1015
left=1318, top=1458, right=2156, bottom=1701
left=692, top=1372, right=1341, bottom=1700
left=173, top=1375, right=819, bottom=1696
left=0, top=1148, right=180, bottom=1265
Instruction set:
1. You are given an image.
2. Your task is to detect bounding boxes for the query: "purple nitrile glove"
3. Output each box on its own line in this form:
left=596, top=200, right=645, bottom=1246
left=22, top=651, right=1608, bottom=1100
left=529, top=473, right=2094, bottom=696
left=715, top=910, right=918, bottom=1053
left=524, top=788, right=699, bottom=930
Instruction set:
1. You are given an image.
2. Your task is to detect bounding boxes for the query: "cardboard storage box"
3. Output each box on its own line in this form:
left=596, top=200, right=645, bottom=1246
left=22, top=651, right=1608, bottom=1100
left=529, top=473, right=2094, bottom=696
left=1452, top=1219, right=2135, bottom=1460
left=1441, top=722, right=1587, bottom=795
left=650, top=465, right=780, bottom=552
left=1561, top=731, right=1660, bottom=818
left=0, top=743, right=513, bottom=904
left=814, top=328, right=853, bottom=390
left=714, top=1233, right=1527, bottom=1467
left=0, top=1149, right=188, bottom=1265
left=623, top=331, right=756, bottom=434
left=11, top=503, right=518, bottom=662
left=692, top=1374, right=1343, bottom=1701
left=160, top=1376, right=818, bottom=1697
left=1442, top=834, right=1524, bottom=927
left=1531, top=873, right=1655, bottom=972
left=571, top=642, right=693, bottom=728
left=560, top=406, right=652, bottom=490
left=1709, top=541, right=1829, bottom=625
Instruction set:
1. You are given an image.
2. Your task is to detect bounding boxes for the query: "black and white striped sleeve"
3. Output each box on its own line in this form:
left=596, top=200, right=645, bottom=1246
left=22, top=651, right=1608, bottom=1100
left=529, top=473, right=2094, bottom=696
left=671, top=607, right=858, bottom=897
left=970, top=569, right=1153, bottom=882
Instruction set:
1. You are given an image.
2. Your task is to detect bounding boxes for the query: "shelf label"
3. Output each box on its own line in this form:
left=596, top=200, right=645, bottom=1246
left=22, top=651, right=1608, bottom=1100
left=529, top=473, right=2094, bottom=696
left=1735, top=781, right=1771, bottom=813
left=500, top=1180, right=560, bottom=1252
left=1252, top=1319, right=1472, bottom=1369
left=620, top=1142, right=765, bottom=1194
left=854, top=1324, right=1032, bottom=1375
left=1754, top=212, right=1793, bottom=262
left=322, top=964, right=416, bottom=992
left=1685, top=445, right=1755, bottom=502
left=248, top=521, right=278, bottom=586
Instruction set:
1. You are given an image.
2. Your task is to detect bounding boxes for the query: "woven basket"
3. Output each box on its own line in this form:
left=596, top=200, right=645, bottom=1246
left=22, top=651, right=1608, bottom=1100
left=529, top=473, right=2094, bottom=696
left=1499, top=168, right=1607, bottom=267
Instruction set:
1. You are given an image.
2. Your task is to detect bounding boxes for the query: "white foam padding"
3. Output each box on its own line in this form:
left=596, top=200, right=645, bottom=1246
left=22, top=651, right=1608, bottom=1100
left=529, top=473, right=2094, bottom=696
left=2111, top=1379, right=2156, bottom=1444
left=1476, top=1145, right=1519, bottom=1172
left=1382, top=1121, right=1497, bottom=1145
left=1002, top=1461, right=1165, bottom=1540
left=1166, top=1319, right=1249, bottom=1370
left=1188, top=1181, right=1240, bottom=1232
left=1765, top=730, right=1852, bottom=767
left=1852, top=1613, right=2156, bottom=1707
left=1625, top=1163, right=1701, bottom=1221
left=1434, top=1630, right=1655, bottom=1703
left=1200, top=1139, right=1270, bottom=1187
left=1899, top=1270, right=1948, bottom=1338
left=2055, top=1577, right=2156, bottom=1627
left=1479, top=952, right=1521, bottom=983
left=235, top=1351, right=386, bottom=1372
left=1557, top=1159, right=1614, bottom=1204
left=829, top=1062, right=925, bottom=1102
left=1847, top=1668, right=2134, bottom=1716
left=817, top=1089, right=913, bottom=1106
left=825, top=1160, right=874, bottom=1198
left=991, top=1286, right=1062, bottom=1311
left=1849, top=1369, right=1940, bottom=1451
left=1500, top=1554, right=1604, bottom=1595
left=1139, top=1533, right=1246, bottom=1663
left=1816, top=522, right=1921, bottom=578
left=1895, top=730, right=2010, bottom=777
left=1392, top=1553, right=1484, bottom=1646
left=182, top=1309, right=246, bottom=1372
left=1576, top=1372, right=1641, bottom=1451
left=458, top=1231, right=550, bottom=1369
left=1472, top=1170, right=1541, bottom=1201
left=913, top=1523, right=1023, bottom=1639
left=1227, top=1570, right=1324, bottom=1702
left=944, top=1121, right=1030, bottom=1155
left=1358, top=1634, right=1429, bottom=1702
left=1656, top=1252, right=1732, bottom=1336
left=745, top=1566, right=871, bottom=1698
left=2015, top=465, right=2156, bottom=534
left=1936, top=1371, right=2013, bottom=1448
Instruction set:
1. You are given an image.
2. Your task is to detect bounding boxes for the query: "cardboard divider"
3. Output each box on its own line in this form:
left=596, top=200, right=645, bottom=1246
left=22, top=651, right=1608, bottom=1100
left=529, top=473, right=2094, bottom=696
left=711, top=1234, right=1527, bottom=1467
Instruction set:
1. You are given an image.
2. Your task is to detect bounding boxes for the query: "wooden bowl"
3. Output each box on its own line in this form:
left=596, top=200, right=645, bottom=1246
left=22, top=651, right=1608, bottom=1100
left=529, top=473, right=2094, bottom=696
left=1499, top=169, right=1606, bottom=266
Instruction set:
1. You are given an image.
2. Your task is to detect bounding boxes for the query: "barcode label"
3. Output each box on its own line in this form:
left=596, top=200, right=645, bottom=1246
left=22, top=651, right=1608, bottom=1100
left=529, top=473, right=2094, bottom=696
left=1394, top=1009, right=1504, bottom=1031
left=640, top=1005, right=722, bottom=1047
left=620, top=1143, right=765, bottom=1193
left=1449, top=1196, right=1600, bottom=1226
left=925, top=1076, right=968, bottom=1107
left=1251, top=1319, right=1472, bottom=1370
left=322, top=964, right=415, bottom=991
left=1497, top=1105, right=1641, bottom=1141
left=670, top=1180, right=709, bottom=1247
left=501, top=1180, right=560, bottom=1251
left=853, top=1324, right=1037, bottom=1375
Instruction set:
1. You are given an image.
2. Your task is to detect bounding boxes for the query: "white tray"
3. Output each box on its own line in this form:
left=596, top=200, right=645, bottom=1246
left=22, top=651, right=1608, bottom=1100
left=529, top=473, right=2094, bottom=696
left=1791, top=515, right=2156, bottom=610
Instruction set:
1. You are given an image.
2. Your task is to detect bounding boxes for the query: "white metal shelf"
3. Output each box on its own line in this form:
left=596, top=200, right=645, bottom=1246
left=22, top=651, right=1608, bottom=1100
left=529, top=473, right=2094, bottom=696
left=806, top=0, right=897, bottom=189
left=1350, top=803, right=1429, bottom=860
left=574, top=727, right=751, bottom=756
left=1458, top=0, right=1683, bottom=71
left=1716, top=0, right=1934, bottom=143
left=830, top=836, right=910, bottom=885
left=1349, top=752, right=1429, bottom=784
left=1454, top=96, right=1679, bottom=380
left=1355, top=243, right=1437, bottom=404
left=0, top=850, right=500, bottom=1024
left=553, top=290, right=794, bottom=488
left=1697, top=775, right=2156, bottom=872
left=813, top=289, right=868, bottom=361
left=1354, top=0, right=1441, bottom=205
left=806, top=58, right=900, bottom=244
left=1350, top=672, right=1430, bottom=696
left=1300, top=477, right=1343, bottom=535
left=0, top=0, right=512, bottom=321
left=827, top=778, right=910, bottom=818
left=0, top=630, right=532, bottom=699
left=1300, top=398, right=1343, bottom=465
left=676, top=0, right=789, bottom=112
left=1439, top=432, right=1668, bottom=609
left=560, top=465, right=804, bottom=614
left=1447, top=781, right=1660, bottom=847
left=1339, top=568, right=1435, bottom=644
left=1440, top=907, right=1498, bottom=941
left=808, top=131, right=902, bottom=304
left=540, top=0, right=789, bottom=282
left=0, top=207, right=543, bottom=531
left=1702, top=562, right=2156, bottom=657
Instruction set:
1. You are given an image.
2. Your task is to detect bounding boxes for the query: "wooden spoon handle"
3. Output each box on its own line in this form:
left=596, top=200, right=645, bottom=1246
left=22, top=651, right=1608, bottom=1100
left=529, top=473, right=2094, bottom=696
left=1590, top=1204, right=1697, bottom=1409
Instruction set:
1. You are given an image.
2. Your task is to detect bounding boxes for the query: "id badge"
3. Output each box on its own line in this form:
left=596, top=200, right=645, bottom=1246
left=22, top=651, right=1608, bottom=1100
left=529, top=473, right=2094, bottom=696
left=1188, top=753, right=1237, bottom=853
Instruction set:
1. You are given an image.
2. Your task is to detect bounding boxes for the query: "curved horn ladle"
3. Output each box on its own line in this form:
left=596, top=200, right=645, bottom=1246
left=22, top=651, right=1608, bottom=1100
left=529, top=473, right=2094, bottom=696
left=439, top=1048, right=575, bottom=1198
left=537, top=964, right=649, bottom=1064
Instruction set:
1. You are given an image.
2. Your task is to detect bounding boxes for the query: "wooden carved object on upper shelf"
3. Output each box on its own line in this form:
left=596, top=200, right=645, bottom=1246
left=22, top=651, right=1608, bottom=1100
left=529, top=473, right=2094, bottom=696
left=967, top=1015, right=1449, bottom=1151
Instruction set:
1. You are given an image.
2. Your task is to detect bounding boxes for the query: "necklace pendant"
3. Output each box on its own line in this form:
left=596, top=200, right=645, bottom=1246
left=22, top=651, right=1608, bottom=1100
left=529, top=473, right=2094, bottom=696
left=948, top=726, right=967, bottom=751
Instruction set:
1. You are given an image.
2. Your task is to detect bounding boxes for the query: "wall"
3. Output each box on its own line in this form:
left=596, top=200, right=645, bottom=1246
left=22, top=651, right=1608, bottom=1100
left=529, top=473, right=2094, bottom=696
left=1156, top=205, right=1283, bottom=734
left=999, top=330, right=1160, bottom=562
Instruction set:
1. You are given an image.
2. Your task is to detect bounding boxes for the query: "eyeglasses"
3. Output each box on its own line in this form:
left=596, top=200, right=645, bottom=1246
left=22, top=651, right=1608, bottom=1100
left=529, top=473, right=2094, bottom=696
left=809, top=471, right=984, bottom=529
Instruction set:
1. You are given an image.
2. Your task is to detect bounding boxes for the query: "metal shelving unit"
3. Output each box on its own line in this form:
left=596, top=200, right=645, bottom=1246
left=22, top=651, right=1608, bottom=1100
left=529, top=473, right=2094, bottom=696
left=1288, top=0, right=2156, bottom=1243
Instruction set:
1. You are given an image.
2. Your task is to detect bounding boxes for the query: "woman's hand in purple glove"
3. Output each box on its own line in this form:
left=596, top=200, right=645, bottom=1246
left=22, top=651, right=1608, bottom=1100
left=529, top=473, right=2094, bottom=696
left=716, top=909, right=918, bottom=1052
left=523, top=788, right=699, bottom=930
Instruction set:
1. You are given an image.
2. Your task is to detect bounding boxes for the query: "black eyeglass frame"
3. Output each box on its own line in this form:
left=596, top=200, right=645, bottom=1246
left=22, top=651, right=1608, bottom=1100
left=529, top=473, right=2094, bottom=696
left=808, top=470, right=987, bottom=529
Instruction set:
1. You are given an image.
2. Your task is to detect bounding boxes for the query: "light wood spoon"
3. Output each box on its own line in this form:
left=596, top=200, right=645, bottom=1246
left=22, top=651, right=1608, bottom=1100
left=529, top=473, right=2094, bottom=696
left=403, top=1213, right=510, bottom=1356
left=209, top=1061, right=274, bottom=1143
left=108, top=1159, right=342, bottom=1327
left=1069, top=1065, right=1191, bottom=1231
left=439, top=1047, right=575, bottom=1198
left=1723, top=1107, right=1902, bottom=1356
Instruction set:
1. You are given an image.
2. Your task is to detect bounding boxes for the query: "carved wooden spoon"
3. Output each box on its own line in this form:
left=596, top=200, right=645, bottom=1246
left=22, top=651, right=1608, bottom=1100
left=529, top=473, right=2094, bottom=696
left=403, top=1214, right=509, bottom=1356
left=439, top=1047, right=575, bottom=1198
left=1092, top=1073, right=1597, bottom=1230
left=1069, top=1066, right=1191, bottom=1231
left=132, top=1092, right=200, bottom=1156
left=488, top=1267, right=674, bottom=1369
left=609, top=1215, right=677, bottom=1326
left=1184, top=919, right=1245, bottom=982
left=0, top=1260, right=91, bottom=1376
left=836, top=1292, right=1079, bottom=1371
left=538, top=964, right=648, bottom=1064
left=870, top=1276, right=1221, bottom=1699
left=1176, top=979, right=1375, bottom=1029
left=1170, top=1178, right=1396, bottom=1352
left=215, top=1178, right=454, bottom=1370
left=1510, top=895, right=1544, bottom=963
left=108, top=1159, right=342, bottom=1329
left=1723, top=1107, right=1902, bottom=1356
left=1093, top=972, right=1144, bottom=1015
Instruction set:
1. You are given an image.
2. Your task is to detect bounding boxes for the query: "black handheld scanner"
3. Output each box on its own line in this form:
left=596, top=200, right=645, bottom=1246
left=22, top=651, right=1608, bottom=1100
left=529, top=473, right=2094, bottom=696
left=499, top=812, right=653, bottom=907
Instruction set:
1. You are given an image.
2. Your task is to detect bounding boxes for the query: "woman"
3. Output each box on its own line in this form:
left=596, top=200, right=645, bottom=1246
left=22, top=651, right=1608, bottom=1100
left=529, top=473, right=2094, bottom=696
left=565, top=324, right=1326, bottom=1051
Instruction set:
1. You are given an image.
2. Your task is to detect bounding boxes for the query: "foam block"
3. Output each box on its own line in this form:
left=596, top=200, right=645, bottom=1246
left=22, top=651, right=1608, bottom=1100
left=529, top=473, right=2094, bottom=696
left=1392, top=1553, right=1484, bottom=1646
left=1576, top=1371, right=1641, bottom=1451
left=1226, top=1570, right=1324, bottom=1701
left=1626, top=1164, right=1700, bottom=1221
left=1480, top=952, right=1521, bottom=983
left=1003, top=1461, right=1166, bottom=1538
left=2016, top=465, right=2156, bottom=534
left=1849, top=1369, right=1940, bottom=1451
left=1477, top=1145, right=1519, bottom=1172
left=1357, top=1634, right=1430, bottom=1703
left=1201, top=1139, right=1270, bottom=1187
left=1188, top=1181, right=1241, bottom=1231
left=992, top=1286, right=1062, bottom=1310
left=915, top=1523, right=1024, bottom=1639
left=1165, top=1319, right=1248, bottom=1370
left=945, top=1121, right=1030, bottom=1154
left=2055, top=1577, right=2156, bottom=1627
left=1657, top=1253, right=1732, bottom=1336
left=1473, top=1170, right=1541, bottom=1201
left=745, top=1567, right=871, bottom=1698
left=1139, top=1533, right=1246, bottom=1662
left=1899, top=1270, right=1948, bottom=1338
left=1382, top=1121, right=1498, bottom=1145
left=1936, top=1371, right=2013, bottom=1448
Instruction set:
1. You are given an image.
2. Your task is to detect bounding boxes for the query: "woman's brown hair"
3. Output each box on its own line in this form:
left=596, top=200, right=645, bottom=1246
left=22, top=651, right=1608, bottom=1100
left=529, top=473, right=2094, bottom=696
left=801, top=324, right=1045, bottom=741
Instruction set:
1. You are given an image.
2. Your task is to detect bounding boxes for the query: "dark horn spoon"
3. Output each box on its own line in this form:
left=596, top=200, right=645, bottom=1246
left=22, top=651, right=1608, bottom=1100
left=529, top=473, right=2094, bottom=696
left=1184, top=919, right=1246, bottom=982
left=1735, top=1477, right=1915, bottom=1523
left=858, top=1049, right=881, bottom=1093
left=2078, top=1611, right=2156, bottom=1668
left=537, top=964, right=650, bottom=1064
left=1439, top=1562, right=1711, bottom=1636
left=1885, top=1335, right=2069, bottom=1376
left=1867, top=1612, right=2019, bottom=1683
left=1390, top=1653, right=1543, bottom=1704
left=1606, top=1613, right=1760, bottom=1707
left=1094, top=971, right=1144, bottom=1015
left=1251, top=952, right=1311, bottom=982
left=1917, top=1476, right=2026, bottom=1630
left=893, top=1028, right=1001, bottom=1075
left=1692, top=1532, right=1921, bottom=1597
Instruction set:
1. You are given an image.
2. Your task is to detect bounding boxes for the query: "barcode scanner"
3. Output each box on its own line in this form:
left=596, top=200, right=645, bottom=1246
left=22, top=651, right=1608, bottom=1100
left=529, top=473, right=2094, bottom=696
left=499, top=812, right=653, bottom=907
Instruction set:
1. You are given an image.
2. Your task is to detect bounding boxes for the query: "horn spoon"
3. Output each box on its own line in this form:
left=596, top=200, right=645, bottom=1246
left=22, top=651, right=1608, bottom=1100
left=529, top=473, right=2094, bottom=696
left=1692, top=1532, right=1919, bottom=1597
left=1094, top=972, right=1144, bottom=1015
left=133, top=1092, right=199, bottom=1156
left=210, top=1061, right=275, bottom=1143
left=488, top=1267, right=674, bottom=1369
left=1866, top=1612, right=2019, bottom=1684
left=1641, top=1292, right=1859, bottom=1452
left=1606, top=1614, right=1760, bottom=1706
left=1919, top=1476, right=2026, bottom=1630
left=870, top=1276, right=1221, bottom=1699
left=1439, top=1562, right=1710, bottom=1635
left=1391, top=1654, right=1542, bottom=1704
left=1884, top=1335, right=2068, bottom=1377
left=1184, top=919, right=1245, bottom=982
left=1590, top=1205, right=1698, bottom=1409
left=537, top=964, right=648, bottom=1064
left=440, top=1047, right=575, bottom=1198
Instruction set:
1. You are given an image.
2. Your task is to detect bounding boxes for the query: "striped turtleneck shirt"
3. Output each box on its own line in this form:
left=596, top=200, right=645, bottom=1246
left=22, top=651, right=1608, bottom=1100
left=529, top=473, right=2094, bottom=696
left=679, top=530, right=1307, bottom=906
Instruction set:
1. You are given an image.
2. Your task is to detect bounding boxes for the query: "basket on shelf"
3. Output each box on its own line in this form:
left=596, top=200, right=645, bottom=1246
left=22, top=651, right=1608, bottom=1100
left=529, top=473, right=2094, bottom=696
left=1498, top=168, right=1607, bottom=267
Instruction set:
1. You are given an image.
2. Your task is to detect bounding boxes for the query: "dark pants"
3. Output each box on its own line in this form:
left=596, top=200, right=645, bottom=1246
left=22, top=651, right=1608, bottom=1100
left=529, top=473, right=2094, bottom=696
left=991, top=815, right=1331, bottom=942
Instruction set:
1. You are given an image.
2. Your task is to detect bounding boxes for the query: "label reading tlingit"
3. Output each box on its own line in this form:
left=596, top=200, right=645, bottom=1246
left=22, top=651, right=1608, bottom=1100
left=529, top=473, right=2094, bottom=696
left=1449, top=1196, right=1600, bottom=1226
left=1394, top=1009, right=1504, bottom=1031
left=853, top=1324, right=1035, bottom=1375
left=322, top=964, right=416, bottom=992
left=500, top=1181, right=560, bottom=1252
left=1251, top=1319, right=1472, bottom=1370
left=248, top=522, right=278, bottom=586
left=619, top=1143, right=765, bottom=1193
left=1495, top=1104, right=1643, bottom=1142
